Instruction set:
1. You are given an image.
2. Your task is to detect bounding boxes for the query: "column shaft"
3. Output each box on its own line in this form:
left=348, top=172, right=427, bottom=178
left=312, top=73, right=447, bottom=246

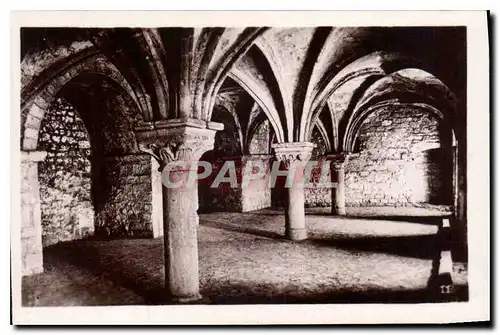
left=285, top=164, right=307, bottom=240
left=163, top=169, right=201, bottom=302
left=331, top=166, right=346, bottom=215
left=136, top=119, right=223, bottom=303
left=329, top=154, right=349, bottom=216
left=272, top=142, right=315, bottom=241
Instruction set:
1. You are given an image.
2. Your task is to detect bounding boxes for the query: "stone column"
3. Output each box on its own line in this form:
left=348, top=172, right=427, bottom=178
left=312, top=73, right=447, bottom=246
left=21, top=150, right=47, bottom=276
left=272, top=142, right=315, bottom=241
left=150, top=157, right=164, bottom=237
left=136, top=118, right=223, bottom=303
left=328, top=153, right=349, bottom=216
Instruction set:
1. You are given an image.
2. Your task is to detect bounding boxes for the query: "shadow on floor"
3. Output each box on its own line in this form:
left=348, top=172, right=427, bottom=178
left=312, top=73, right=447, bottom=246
left=305, top=213, right=443, bottom=225
left=220, top=208, right=445, bottom=226
left=202, top=284, right=469, bottom=305
left=200, top=218, right=466, bottom=262
left=35, top=237, right=468, bottom=306
left=307, top=234, right=439, bottom=260
left=200, top=220, right=284, bottom=240
left=42, top=241, right=167, bottom=305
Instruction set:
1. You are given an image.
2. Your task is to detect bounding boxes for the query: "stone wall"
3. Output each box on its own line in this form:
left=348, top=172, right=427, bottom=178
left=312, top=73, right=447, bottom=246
left=214, top=117, right=242, bottom=156
left=199, top=119, right=273, bottom=213
left=198, top=155, right=244, bottom=213
left=88, top=88, right=155, bottom=238
left=243, top=120, right=272, bottom=211
left=94, top=154, right=154, bottom=238
left=249, top=120, right=271, bottom=154
left=345, top=104, right=452, bottom=206
left=198, top=155, right=273, bottom=213
left=38, top=97, right=94, bottom=247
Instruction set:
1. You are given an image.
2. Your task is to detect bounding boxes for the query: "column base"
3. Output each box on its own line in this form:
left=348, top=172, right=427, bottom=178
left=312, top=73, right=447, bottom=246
left=332, top=206, right=346, bottom=216
left=171, top=293, right=203, bottom=304
left=285, top=228, right=308, bottom=241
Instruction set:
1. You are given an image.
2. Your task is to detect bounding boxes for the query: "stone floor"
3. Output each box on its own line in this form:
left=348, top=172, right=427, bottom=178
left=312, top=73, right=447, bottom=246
left=22, top=207, right=467, bottom=306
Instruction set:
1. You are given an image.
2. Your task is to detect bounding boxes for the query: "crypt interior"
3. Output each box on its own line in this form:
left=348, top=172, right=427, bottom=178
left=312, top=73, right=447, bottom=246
left=19, top=27, right=467, bottom=305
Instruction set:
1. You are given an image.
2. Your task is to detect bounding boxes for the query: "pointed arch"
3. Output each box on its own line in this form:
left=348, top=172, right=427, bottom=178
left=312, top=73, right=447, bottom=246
left=313, top=118, right=332, bottom=153
left=21, top=57, right=143, bottom=151
left=252, top=37, right=293, bottom=142
left=203, top=28, right=269, bottom=121
left=343, top=68, right=458, bottom=152
left=135, top=29, right=170, bottom=119
left=304, top=51, right=426, bottom=142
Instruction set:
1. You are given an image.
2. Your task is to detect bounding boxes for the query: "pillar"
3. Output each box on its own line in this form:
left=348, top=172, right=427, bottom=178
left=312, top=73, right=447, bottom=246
left=272, top=142, right=315, bottom=241
left=136, top=118, right=222, bottom=303
left=328, top=153, right=349, bottom=216
left=150, top=157, right=164, bottom=237
left=21, top=150, right=47, bottom=276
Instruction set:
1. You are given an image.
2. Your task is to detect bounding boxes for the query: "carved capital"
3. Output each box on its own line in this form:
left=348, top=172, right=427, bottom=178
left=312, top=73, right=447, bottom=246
left=326, top=152, right=350, bottom=170
left=241, top=154, right=272, bottom=164
left=272, top=142, right=315, bottom=169
left=135, top=118, right=223, bottom=170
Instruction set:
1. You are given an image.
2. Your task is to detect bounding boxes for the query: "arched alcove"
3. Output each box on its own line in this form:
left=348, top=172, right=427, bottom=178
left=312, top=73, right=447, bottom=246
left=346, top=103, right=453, bottom=207
left=59, top=74, right=153, bottom=238
left=38, top=97, right=94, bottom=246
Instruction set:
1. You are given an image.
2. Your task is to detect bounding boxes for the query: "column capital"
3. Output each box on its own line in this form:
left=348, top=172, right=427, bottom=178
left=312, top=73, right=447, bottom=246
left=135, top=118, right=224, bottom=169
left=241, top=153, right=272, bottom=162
left=272, top=142, right=315, bottom=166
left=326, top=152, right=350, bottom=169
left=21, top=150, right=47, bottom=163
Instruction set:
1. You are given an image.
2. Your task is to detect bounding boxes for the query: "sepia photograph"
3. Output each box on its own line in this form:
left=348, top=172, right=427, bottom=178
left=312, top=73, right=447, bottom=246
left=11, top=10, right=490, bottom=325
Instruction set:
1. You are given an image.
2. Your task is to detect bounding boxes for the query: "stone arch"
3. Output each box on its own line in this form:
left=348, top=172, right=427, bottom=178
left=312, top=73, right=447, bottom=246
left=21, top=54, right=147, bottom=151
left=311, top=119, right=332, bottom=154
left=32, top=68, right=152, bottom=239
left=202, top=28, right=269, bottom=121
left=252, top=37, right=294, bottom=142
left=340, top=68, right=458, bottom=208
left=133, top=29, right=170, bottom=119
left=343, top=68, right=457, bottom=153
left=344, top=101, right=454, bottom=207
left=61, top=73, right=151, bottom=238
left=303, top=52, right=429, bottom=143
left=228, top=42, right=290, bottom=143
left=228, top=71, right=285, bottom=144
left=347, top=100, right=452, bottom=154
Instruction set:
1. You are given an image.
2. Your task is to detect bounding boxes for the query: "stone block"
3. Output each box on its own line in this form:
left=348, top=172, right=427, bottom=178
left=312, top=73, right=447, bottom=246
left=24, top=127, right=39, bottom=142
left=33, top=96, right=49, bottom=111
left=21, top=204, right=33, bottom=227
left=22, top=252, right=43, bottom=276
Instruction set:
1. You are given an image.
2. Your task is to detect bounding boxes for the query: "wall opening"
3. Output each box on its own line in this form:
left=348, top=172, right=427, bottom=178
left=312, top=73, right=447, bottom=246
left=198, top=107, right=242, bottom=213
left=346, top=104, right=453, bottom=208
left=38, top=96, right=94, bottom=247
